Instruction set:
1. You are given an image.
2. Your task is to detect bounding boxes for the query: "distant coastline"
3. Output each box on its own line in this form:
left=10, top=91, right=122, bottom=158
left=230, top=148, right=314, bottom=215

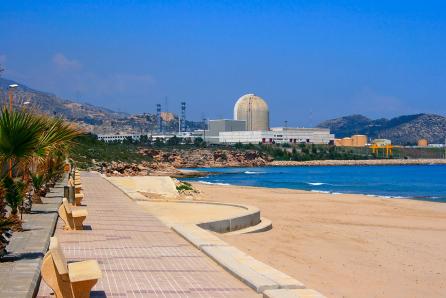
left=268, top=158, right=446, bottom=167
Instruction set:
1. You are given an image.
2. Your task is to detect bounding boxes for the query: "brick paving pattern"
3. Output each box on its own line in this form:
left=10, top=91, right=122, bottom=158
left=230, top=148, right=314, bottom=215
left=37, top=172, right=257, bottom=297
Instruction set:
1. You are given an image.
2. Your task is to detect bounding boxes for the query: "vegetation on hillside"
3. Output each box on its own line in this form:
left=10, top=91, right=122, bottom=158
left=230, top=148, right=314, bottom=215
left=234, top=142, right=376, bottom=161
left=72, top=133, right=445, bottom=171
left=70, top=134, right=154, bottom=169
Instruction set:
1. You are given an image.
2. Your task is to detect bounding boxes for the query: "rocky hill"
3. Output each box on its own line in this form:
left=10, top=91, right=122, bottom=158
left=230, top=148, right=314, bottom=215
left=0, top=78, right=204, bottom=133
left=0, top=77, right=128, bottom=131
left=317, top=113, right=446, bottom=145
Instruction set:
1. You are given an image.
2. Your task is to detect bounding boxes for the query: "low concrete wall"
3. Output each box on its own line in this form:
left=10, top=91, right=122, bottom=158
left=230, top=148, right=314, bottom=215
left=164, top=200, right=261, bottom=233
left=197, top=208, right=261, bottom=233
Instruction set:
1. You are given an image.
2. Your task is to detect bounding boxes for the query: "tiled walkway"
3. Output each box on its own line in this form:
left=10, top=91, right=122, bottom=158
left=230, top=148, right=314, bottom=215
left=37, top=172, right=257, bottom=297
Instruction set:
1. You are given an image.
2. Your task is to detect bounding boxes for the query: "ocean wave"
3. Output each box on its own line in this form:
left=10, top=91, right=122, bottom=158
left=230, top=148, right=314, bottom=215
left=307, top=182, right=327, bottom=186
left=197, top=181, right=231, bottom=186
left=244, top=171, right=266, bottom=174
left=310, top=190, right=331, bottom=194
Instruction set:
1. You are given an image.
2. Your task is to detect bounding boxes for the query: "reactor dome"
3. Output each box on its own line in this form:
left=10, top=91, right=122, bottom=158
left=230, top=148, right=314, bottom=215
left=234, top=94, right=269, bottom=131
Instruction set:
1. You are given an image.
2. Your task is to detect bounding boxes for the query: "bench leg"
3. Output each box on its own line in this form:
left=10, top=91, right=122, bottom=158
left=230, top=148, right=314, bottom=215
left=41, top=253, right=74, bottom=298
left=73, top=216, right=86, bottom=230
left=74, top=196, right=83, bottom=206
left=71, top=279, right=98, bottom=298
left=58, top=205, right=74, bottom=230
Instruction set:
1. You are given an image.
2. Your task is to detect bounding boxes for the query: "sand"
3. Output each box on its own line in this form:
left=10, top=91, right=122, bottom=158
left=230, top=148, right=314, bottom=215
left=191, top=182, right=446, bottom=298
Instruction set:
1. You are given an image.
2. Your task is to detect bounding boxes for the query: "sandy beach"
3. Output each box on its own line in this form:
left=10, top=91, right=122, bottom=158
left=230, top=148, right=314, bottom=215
left=191, top=182, right=446, bottom=298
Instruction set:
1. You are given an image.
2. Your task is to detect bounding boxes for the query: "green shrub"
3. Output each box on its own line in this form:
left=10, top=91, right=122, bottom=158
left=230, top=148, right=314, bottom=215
left=176, top=181, right=193, bottom=192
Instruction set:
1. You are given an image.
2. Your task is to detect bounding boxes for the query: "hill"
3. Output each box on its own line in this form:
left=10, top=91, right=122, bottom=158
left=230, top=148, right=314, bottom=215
left=0, top=78, right=204, bottom=134
left=0, top=77, right=128, bottom=131
left=317, top=113, right=446, bottom=145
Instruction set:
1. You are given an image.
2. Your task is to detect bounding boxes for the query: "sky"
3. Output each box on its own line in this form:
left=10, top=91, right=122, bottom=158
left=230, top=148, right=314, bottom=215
left=1, top=0, right=446, bottom=126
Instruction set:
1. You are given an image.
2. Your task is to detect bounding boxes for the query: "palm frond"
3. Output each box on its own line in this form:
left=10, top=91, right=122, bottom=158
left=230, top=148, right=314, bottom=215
left=0, top=108, right=46, bottom=163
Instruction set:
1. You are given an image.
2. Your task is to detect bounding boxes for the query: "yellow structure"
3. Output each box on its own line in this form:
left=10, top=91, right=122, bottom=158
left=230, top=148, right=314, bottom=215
left=41, top=237, right=102, bottom=298
left=370, top=143, right=393, bottom=158
left=418, top=139, right=428, bottom=147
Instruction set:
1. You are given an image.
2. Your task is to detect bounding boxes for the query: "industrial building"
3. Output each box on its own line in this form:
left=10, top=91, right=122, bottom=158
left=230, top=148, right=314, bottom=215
left=205, top=119, right=247, bottom=143
left=199, top=93, right=335, bottom=145
left=97, top=134, right=142, bottom=142
left=335, top=135, right=368, bottom=147
left=219, top=127, right=334, bottom=145
left=372, top=139, right=392, bottom=146
left=417, top=139, right=428, bottom=147
left=234, top=94, right=269, bottom=131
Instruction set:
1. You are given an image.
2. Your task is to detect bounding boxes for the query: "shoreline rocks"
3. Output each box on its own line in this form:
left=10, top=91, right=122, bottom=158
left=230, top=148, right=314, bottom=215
left=94, top=149, right=446, bottom=178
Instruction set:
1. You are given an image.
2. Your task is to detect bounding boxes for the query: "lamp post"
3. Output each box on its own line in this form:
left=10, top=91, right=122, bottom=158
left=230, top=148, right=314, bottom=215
left=7, top=84, right=18, bottom=177
left=8, top=84, right=18, bottom=111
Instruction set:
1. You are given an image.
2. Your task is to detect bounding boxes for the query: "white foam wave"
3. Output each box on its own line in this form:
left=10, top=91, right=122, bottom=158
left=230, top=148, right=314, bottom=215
left=244, top=171, right=265, bottom=174
left=197, top=181, right=231, bottom=186
left=307, top=182, right=327, bottom=186
left=310, top=190, right=331, bottom=194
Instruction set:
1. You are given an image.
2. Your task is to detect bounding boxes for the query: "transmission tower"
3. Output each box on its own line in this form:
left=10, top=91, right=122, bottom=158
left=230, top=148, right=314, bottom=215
left=180, top=102, right=186, bottom=132
left=156, top=103, right=162, bottom=133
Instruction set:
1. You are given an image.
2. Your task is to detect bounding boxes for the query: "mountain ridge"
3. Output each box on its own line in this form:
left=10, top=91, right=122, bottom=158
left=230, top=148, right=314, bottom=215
left=317, top=113, right=446, bottom=145
left=0, top=77, right=204, bottom=134
left=1, top=77, right=444, bottom=144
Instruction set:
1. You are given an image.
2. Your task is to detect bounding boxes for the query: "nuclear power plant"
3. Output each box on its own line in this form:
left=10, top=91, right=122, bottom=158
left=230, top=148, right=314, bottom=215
left=204, top=93, right=334, bottom=144
left=234, top=94, right=269, bottom=131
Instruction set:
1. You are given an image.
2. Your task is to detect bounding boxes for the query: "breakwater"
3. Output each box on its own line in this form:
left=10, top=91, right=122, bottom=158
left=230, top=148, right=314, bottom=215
left=269, top=158, right=446, bottom=167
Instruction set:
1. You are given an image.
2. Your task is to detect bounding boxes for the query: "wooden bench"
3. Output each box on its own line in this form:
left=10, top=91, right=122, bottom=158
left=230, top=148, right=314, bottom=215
left=68, top=178, right=83, bottom=198
left=41, top=236, right=102, bottom=298
left=58, top=198, right=88, bottom=230
left=74, top=193, right=84, bottom=206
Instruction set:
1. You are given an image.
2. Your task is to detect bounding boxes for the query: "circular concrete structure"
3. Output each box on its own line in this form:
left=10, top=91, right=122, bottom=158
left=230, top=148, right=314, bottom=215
left=234, top=94, right=269, bottom=131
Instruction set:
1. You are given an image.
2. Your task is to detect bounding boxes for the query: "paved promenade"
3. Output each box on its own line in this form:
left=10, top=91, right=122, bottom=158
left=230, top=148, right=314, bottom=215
left=0, top=180, right=64, bottom=298
left=37, top=172, right=257, bottom=297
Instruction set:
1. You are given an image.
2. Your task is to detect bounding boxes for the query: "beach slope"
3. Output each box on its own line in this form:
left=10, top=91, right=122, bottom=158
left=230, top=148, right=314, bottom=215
left=191, top=183, right=446, bottom=298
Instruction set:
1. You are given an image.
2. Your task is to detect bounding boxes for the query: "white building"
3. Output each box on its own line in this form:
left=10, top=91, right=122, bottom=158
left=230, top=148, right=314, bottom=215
left=97, top=134, right=142, bottom=142
left=219, top=127, right=334, bottom=145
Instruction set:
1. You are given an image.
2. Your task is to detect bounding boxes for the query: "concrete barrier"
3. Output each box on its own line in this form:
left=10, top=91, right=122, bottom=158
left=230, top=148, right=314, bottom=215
left=263, top=289, right=326, bottom=298
left=172, top=223, right=305, bottom=294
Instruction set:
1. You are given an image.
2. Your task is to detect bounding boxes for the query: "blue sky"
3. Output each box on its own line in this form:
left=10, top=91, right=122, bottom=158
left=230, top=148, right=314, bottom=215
left=1, top=1, right=445, bottom=126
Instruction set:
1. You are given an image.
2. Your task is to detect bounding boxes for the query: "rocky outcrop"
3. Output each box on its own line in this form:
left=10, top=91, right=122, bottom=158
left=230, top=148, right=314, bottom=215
left=92, top=148, right=271, bottom=177
left=97, top=160, right=209, bottom=177
left=138, top=148, right=272, bottom=168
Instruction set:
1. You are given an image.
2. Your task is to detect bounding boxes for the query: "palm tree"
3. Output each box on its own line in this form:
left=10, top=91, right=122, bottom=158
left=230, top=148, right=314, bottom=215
left=30, top=172, right=45, bottom=204
left=0, top=108, right=46, bottom=174
left=0, top=107, right=82, bottom=232
left=0, top=108, right=45, bottom=221
left=2, top=176, right=25, bottom=231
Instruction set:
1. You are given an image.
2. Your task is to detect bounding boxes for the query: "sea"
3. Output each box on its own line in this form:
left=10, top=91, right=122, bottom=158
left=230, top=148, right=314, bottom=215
left=183, top=165, right=446, bottom=203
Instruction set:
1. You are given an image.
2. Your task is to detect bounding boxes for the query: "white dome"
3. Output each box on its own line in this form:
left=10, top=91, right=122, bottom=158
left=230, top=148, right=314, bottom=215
left=234, top=94, right=269, bottom=131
